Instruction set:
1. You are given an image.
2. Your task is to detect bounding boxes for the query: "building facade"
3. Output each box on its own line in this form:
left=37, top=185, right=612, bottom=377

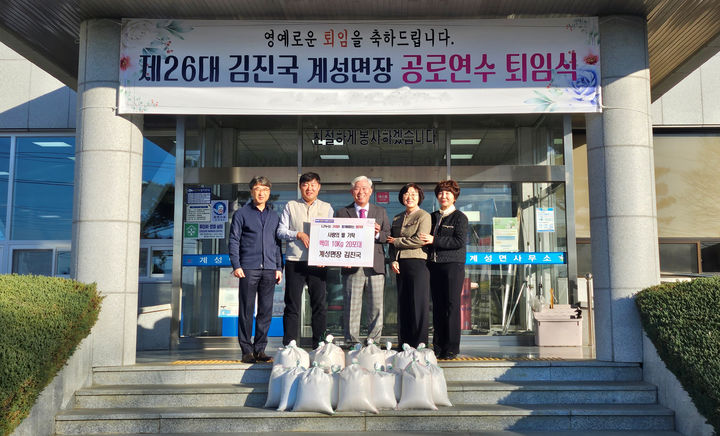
left=0, top=5, right=718, bottom=371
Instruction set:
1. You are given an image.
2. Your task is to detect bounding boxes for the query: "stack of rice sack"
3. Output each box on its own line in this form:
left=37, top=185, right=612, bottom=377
left=263, top=337, right=450, bottom=414
left=387, top=343, right=451, bottom=410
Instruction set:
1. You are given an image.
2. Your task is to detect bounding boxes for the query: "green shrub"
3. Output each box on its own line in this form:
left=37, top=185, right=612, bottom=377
left=635, top=276, right=720, bottom=434
left=0, top=275, right=102, bottom=436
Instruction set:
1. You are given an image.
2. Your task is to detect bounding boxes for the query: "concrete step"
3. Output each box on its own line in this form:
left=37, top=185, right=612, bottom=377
left=91, top=360, right=642, bottom=386
left=73, top=380, right=657, bottom=409
left=70, top=432, right=684, bottom=436
left=54, top=404, right=675, bottom=434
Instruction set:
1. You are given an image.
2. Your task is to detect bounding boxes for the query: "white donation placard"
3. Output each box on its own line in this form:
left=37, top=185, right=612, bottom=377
left=308, top=218, right=376, bottom=267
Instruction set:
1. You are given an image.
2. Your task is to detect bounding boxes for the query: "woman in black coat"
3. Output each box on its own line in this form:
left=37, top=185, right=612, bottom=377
left=420, top=179, right=468, bottom=359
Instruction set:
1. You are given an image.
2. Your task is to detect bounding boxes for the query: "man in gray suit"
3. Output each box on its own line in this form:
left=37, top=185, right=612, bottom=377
left=335, top=175, right=390, bottom=346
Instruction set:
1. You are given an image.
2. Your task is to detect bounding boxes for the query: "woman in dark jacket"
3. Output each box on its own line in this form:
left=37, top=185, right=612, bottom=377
left=420, top=179, right=468, bottom=359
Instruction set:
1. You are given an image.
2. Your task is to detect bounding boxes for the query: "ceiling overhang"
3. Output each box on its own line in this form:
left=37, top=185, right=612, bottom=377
left=1, top=1, right=719, bottom=101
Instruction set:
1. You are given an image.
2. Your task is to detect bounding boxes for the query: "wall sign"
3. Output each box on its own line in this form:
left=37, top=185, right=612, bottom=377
left=119, top=18, right=601, bottom=115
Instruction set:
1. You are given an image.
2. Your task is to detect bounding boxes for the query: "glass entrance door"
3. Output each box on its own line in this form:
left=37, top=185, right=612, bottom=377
left=172, top=114, right=575, bottom=344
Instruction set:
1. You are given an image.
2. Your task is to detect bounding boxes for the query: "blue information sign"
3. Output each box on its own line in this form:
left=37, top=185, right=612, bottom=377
left=466, top=252, right=565, bottom=265
left=183, top=254, right=231, bottom=267
left=182, top=252, right=565, bottom=267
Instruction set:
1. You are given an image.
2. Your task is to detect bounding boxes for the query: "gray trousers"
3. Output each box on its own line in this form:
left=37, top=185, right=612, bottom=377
left=342, top=268, right=385, bottom=344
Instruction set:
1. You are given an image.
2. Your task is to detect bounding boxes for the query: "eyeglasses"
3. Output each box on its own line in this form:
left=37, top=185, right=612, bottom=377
left=252, top=187, right=270, bottom=193
left=402, top=192, right=419, bottom=198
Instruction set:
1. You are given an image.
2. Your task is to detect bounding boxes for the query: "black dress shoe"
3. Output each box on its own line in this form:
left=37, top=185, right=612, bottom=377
left=241, top=353, right=256, bottom=363
left=254, top=351, right=272, bottom=362
left=444, top=352, right=457, bottom=360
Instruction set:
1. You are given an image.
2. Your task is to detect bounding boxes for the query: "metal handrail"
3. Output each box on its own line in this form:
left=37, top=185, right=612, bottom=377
left=585, top=273, right=595, bottom=356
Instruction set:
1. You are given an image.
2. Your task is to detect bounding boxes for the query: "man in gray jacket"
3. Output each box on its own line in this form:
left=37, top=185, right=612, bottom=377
left=335, top=175, right=390, bottom=347
left=277, top=172, right=333, bottom=349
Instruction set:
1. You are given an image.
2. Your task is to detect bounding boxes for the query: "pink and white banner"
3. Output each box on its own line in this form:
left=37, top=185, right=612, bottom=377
left=118, top=18, right=601, bottom=115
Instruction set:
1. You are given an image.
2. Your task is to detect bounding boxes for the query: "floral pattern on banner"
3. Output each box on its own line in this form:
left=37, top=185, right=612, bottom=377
left=524, top=17, right=601, bottom=112
left=120, top=20, right=194, bottom=112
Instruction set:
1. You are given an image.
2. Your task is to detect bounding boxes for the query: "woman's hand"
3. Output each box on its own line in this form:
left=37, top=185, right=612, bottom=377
left=391, top=261, right=400, bottom=274
left=418, top=232, right=434, bottom=245
left=386, top=236, right=395, bottom=244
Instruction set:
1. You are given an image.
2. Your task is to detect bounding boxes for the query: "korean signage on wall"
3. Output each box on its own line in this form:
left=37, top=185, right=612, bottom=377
left=119, top=18, right=601, bottom=115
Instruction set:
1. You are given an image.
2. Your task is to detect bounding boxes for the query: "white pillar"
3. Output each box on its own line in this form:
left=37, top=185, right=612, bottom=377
left=72, top=19, right=143, bottom=366
left=585, top=16, right=660, bottom=363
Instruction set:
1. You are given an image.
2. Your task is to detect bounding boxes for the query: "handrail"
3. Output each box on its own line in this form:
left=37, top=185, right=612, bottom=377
left=585, top=273, right=595, bottom=357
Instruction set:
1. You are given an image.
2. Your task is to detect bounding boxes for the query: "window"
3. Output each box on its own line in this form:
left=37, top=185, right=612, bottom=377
left=0, top=137, right=10, bottom=240
left=659, top=243, right=698, bottom=274
left=55, top=250, right=71, bottom=276
left=701, top=242, right=720, bottom=273
left=12, top=249, right=53, bottom=275
left=141, top=137, right=175, bottom=239
left=151, top=249, right=172, bottom=277
left=139, top=248, right=149, bottom=277
left=11, top=137, right=75, bottom=240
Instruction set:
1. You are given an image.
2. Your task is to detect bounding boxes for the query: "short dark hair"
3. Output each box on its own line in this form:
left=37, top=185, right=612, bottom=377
left=398, top=183, right=425, bottom=205
left=299, top=172, right=321, bottom=186
left=249, top=176, right=272, bottom=190
left=434, top=179, right=460, bottom=200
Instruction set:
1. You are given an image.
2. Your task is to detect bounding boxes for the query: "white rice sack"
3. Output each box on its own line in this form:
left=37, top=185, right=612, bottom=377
left=330, top=366, right=341, bottom=409
left=276, top=365, right=306, bottom=411
left=274, top=340, right=310, bottom=369
left=292, top=364, right=334, bottom=415
left=372, top=366, right=397, bottom=410
left=356, top=339, right=386, bottom=371
left=428, top=363, right=452, bottom=407
left=264, top=364, right=289, bottom=408
left=397, top=360, right=437, bottom=410
left=383, top=341, right=398, bottom=369
left=309, top=335, right=345, bottom=370
left=392, top=343, right=416, bottom=372
left=336, top=363, right=378, bottom=413
left=346, top=342, right=362, bottom=363
left=415, top=343, right=438, bottom=367
left=387, top=364, right=403, bottom=402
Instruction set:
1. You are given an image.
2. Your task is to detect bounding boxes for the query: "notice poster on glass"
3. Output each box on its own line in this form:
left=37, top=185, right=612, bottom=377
left=211, top=200, right=228, bottom=223
left=218, top=289, right=237, bottom=317
left=536, top=207, right=555, bottom=232
left=308, top=218, right=375, bottom=267
left=186, top=204, right=211, bottom=222
left=493, top=217, right=519, bottom=252
left=186, top=187, right=211, bottom=204
left=184, top=222, right=225, bottom=239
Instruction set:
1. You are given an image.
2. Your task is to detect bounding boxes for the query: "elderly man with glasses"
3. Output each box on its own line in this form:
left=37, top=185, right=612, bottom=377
left=335, top=175, right=390, bottom=348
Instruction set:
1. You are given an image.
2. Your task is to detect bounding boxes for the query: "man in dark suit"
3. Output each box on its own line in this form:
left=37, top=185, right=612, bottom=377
left=335, top=175, right=390, bottom=346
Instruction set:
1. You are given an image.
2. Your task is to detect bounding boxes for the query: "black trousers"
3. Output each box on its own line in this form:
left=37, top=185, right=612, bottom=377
left=429, top=261, right=465, bottom=355
left=396, top=258, right=430, bottom=348
left=238, top=269, right=276, bottom=355
left=283, top=260, right=327, bottom=349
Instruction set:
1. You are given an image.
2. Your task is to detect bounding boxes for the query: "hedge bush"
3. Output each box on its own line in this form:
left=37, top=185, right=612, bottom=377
left=635, top=276, right=720, bottom=434
left=0, top=275, right=102, bottom=436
